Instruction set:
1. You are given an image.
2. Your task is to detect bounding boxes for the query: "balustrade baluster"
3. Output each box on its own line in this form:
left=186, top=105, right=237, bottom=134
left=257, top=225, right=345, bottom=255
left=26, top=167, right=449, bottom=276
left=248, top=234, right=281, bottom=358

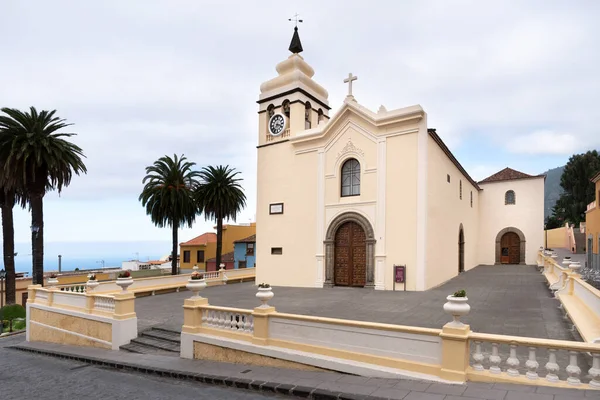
left=565, top=350, right=581, bottom=385
left=545, top=348, right=560, bottom=382
left=506, top=344, right=520, bottom=376
left=201, top=310, right=207, bottom=326
left=218, top=312, right=225, bottom=328
left=472, top=341, right=484, bottom=371
left=489, top=343, right=501, bottom=374
left=243, top=316, right=252, bottom=333
left=207, top=311, right=213, bottom=327
left=228, top=313, right=235, bottom=330
left=525, top=347, right=539, bottom=380
left=590, top=353, right=600, bottom=388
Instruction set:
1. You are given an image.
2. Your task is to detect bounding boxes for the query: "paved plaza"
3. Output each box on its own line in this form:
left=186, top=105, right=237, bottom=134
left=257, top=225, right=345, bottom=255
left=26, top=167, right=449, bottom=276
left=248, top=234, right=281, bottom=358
left=136, top=265, right=576, bottom=340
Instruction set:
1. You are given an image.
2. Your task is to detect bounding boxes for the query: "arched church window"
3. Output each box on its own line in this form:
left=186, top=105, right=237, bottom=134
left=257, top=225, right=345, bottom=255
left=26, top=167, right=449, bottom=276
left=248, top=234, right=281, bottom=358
left=282, top=100, right=290, bottom=118
left=341, top=158, right=360, bottom=197
left=267, top=104, right=275, bottom=118
left=505, top=190, right=516, bottom=205
left=318, top=108, right=324, bottom=124
left=305, top=102, right=312, bottom=129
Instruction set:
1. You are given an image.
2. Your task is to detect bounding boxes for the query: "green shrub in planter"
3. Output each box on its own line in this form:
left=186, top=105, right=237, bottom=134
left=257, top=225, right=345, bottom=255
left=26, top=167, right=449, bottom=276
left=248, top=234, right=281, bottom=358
left=0, top=304, right=26, bottom=333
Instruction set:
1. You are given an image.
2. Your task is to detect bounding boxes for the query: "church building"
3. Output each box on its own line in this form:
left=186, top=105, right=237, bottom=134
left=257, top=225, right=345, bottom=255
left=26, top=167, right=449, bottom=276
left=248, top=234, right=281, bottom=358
left=255, top=28, right=544, bottom=291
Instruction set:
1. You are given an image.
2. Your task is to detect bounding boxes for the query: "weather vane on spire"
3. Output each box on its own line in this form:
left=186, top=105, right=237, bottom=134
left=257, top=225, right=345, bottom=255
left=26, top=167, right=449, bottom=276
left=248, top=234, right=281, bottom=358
left=288, top=13, right=304, bottom=54
left=288, top=13, right=303, bottom=28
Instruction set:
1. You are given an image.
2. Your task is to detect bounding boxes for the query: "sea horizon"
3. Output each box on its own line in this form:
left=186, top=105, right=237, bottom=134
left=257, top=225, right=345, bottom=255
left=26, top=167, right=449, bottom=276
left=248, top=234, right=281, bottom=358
left=5, top=240, right=172, bottom=274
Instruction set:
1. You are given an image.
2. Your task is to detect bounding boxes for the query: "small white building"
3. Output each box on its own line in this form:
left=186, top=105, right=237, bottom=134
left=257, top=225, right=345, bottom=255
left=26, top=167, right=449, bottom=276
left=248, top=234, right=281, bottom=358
left=254, top=28, right=545, bottom=291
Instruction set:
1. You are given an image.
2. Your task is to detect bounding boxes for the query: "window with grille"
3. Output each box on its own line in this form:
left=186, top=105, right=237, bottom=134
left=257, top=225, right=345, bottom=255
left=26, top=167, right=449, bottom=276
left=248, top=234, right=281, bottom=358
left=341, top=158, right=360, bottom=197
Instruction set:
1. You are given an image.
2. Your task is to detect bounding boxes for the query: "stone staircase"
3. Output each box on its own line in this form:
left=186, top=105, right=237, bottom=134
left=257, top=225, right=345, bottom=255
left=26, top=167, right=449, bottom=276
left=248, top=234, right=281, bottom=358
left=120, top=327, right=181, bottom=356
left=574, top=231, right=586, bottom=254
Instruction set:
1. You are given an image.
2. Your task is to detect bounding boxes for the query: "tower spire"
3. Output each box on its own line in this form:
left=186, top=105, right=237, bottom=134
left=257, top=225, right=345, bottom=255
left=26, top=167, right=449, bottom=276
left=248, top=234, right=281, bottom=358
left=288, top=13, right=304, bottom=54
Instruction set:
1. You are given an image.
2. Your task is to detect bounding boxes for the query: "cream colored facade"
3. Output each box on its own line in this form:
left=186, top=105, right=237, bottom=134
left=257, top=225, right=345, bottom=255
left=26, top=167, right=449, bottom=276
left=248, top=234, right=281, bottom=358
left=255, top=31, right=544, bottom=291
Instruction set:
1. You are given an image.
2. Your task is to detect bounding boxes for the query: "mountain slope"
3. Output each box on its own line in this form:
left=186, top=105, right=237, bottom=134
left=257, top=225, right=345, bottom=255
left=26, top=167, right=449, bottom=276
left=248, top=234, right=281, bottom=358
left=543, top=166, right=564, bottom=220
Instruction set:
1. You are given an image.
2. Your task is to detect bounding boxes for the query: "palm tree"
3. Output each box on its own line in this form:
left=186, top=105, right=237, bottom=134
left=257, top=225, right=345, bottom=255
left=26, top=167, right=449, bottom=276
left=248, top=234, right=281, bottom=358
left=139, top=154, right=200, bottom=275
left=195, top=165, right=246, bottom=270
left=0, top=107, right=87, bottom=285
left=0, top=188, right=19, bottom=304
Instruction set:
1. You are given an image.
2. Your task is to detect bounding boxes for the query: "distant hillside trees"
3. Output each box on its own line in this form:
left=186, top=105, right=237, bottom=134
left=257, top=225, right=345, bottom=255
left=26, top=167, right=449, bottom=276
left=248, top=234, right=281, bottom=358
left=549, top=150, right=600, bottom=226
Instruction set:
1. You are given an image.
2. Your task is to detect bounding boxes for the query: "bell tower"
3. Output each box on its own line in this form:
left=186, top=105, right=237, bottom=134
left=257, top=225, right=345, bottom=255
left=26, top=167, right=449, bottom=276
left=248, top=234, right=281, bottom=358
left=257, top=24, right=330, bottom=146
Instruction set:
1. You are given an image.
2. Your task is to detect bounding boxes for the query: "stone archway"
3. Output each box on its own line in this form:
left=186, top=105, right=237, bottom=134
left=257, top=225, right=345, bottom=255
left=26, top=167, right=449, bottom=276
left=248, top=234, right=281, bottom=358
left=324, top=212, right=376, bottom=288
left=495, top=227, right=526, bottom=264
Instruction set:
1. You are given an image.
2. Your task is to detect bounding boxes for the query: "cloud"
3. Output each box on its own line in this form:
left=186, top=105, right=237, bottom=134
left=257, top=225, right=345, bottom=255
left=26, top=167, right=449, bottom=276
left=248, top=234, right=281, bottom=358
left=505, top=130, right=579, bottom=155
left=1, top=0, right=599, bottom=243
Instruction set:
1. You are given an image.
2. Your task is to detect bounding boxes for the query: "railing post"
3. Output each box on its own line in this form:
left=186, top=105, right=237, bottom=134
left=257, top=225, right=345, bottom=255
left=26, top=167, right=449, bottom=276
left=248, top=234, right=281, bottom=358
left=27, top=284, right=41, bottom=303
left=252, top=305, right=276, bottom=346
left=46, top=287, right=58, bottom=307
left=182, top=297, right=209, bottom=334
left=439, top=322, right=471, bottom=382
left=85, top=293, right=95, bottom=314
left=113, top=293, right=136, bottom=320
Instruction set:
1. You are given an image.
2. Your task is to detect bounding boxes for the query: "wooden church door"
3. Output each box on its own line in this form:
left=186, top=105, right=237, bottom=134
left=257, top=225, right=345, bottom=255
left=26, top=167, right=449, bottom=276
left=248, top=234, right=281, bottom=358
left=334, top=222, right=366, bottom=287
left=501, top=232, right=520, bottom=264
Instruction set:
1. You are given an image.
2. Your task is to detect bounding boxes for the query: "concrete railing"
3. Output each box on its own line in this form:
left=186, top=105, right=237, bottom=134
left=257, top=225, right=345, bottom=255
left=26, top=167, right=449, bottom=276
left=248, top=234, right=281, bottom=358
left=58, top=267, right=256, bottom=296
left=468, top=333, right=600, bottom=387
left=26, top=285, right=137, bottom=350
left=540, top=251, right=600, bottom=343
left=180, top=284, right=600, bottom=389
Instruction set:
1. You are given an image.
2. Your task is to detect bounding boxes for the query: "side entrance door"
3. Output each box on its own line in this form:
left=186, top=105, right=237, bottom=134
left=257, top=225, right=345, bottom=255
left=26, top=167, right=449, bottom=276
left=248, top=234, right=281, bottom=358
left=501, top=232, right=520, bottom=264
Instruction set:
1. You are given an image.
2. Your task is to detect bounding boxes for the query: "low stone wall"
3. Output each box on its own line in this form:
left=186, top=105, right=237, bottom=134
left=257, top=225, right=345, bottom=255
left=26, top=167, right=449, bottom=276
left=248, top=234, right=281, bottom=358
left=180, top=282, right=600, bottom=389
left=26, top=285, right=137, bottom=350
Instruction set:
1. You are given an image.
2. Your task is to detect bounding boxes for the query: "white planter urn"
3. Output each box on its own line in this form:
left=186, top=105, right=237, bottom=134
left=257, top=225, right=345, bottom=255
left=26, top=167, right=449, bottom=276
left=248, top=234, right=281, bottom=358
left=192, top=265, right=199, bottom=271
left=186, top=278, right=207, bottom=298
left=562, top=257, right=572, bottom=265
left=443, top=295, right=470, bottom=327
left=116, top=277, right=134, bottom=293
left=256, top=286, right=274, bottom=308
left=568, top=263, right=582, bottom=275
left=46, top=277, right=59, bottom=288
left=86, top=280, right=99, bottom=291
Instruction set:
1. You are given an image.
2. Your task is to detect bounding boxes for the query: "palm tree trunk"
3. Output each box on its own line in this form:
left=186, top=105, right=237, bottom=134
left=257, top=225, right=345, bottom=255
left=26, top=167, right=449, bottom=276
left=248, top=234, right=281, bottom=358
left=171, top=222, right=178, bottom=275
left=30, top=194, right=44, bottom=285
left=1, top=198, right=16, bottom=304
left=216, top=216, right=223, bottom=271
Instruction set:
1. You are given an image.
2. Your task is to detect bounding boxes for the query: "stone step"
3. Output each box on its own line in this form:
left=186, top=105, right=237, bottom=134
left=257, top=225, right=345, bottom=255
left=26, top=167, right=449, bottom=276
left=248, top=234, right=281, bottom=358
left=120, top=343, right=147, bottom=354
left=142, top=329, right=181, bottom=344
left=130, top=336, right=180, bottom=353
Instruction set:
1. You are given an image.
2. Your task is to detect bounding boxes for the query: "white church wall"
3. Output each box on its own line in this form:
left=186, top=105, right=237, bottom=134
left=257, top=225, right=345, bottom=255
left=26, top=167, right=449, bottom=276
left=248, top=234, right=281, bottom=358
left=425, top=135, right=480, bottom=289
left=384, top=132, right=419, bottom=290
left=256, top=143, right=319, bottom=288
left=477, top=178, right=545, bottom=265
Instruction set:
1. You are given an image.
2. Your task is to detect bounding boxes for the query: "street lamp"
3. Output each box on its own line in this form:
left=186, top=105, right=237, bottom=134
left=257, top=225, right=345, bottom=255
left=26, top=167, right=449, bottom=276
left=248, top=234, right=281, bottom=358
left=0, top=268, right=5, bottom=309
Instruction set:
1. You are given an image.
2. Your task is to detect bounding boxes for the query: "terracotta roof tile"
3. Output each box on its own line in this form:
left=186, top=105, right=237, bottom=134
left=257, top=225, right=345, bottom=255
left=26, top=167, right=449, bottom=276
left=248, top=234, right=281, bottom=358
left=180, top=232, right=217, bottom=246
left=592, top=170, right=600, bottom=183
left=234, top=234, right=256, bottom=244
left=206, top=251, right=235, bottom=263
left=479, top=167, right=544, bottom=184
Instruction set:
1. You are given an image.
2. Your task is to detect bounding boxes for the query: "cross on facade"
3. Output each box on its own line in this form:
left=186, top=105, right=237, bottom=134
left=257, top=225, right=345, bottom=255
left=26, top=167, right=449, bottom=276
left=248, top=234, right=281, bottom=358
left=344, top=73, right=358, bottom=97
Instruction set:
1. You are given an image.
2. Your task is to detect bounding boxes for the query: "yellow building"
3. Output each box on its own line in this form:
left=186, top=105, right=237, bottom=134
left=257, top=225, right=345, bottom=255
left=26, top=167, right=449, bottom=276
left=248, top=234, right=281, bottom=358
left=585, top=171, right=600, bottom=258
left=179, top=223, right=256, bottom=271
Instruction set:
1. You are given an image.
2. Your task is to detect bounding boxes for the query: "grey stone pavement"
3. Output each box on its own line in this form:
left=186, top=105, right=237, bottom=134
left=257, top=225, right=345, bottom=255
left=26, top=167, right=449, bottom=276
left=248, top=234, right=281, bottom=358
left=0, top=334, right=281, bottom=400
left=7, top=335, right=600, bottom=400
left=137, top=265, right=575, bottom=341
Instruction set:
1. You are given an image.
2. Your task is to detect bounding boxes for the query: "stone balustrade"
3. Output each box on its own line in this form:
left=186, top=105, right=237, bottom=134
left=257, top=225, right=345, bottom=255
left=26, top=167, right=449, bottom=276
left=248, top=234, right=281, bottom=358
left=469, top=333, right=600, bottom=388
left=201, top=306, right=254, bottom=334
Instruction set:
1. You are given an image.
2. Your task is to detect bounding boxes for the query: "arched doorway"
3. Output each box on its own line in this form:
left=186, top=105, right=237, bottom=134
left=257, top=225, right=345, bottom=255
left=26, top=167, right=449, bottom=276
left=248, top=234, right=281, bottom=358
left=458, top=225, right=465, bottom=273
left=334, top=221, right=366, bottom=286
left=324, top=212, right=376, bottom=288
left=495, top=227, right=526, bottom=264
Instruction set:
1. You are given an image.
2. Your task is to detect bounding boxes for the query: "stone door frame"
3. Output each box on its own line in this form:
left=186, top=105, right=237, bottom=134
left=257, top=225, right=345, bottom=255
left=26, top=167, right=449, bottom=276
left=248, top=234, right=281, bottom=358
left=495, top=227, right=526, bottom=265
left=324, top=212, right=376, bottom=288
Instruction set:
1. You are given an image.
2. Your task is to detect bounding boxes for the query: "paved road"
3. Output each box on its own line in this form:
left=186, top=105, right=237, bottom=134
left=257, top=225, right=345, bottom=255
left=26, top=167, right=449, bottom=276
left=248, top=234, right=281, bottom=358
left=0, top=334, right=281, bottom=400
left=137, top=265, right=575, bottom=340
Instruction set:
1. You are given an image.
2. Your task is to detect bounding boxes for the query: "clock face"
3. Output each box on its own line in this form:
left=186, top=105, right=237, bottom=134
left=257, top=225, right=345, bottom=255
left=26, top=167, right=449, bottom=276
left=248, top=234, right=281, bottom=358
left=268, top=113, right=286, bottom=136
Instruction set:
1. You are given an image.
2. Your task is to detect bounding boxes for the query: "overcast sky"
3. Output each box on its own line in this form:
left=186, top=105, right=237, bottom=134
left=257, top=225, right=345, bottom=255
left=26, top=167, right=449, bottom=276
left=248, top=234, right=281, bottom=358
left=1, top=0, right=599, bottom=246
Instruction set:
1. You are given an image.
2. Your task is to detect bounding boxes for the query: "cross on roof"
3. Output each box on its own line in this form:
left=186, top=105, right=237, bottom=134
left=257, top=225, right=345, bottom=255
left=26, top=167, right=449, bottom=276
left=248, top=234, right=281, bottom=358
left=343, top=73, right=358, bottom=97
left=288, top=13, right=303, bottom=27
